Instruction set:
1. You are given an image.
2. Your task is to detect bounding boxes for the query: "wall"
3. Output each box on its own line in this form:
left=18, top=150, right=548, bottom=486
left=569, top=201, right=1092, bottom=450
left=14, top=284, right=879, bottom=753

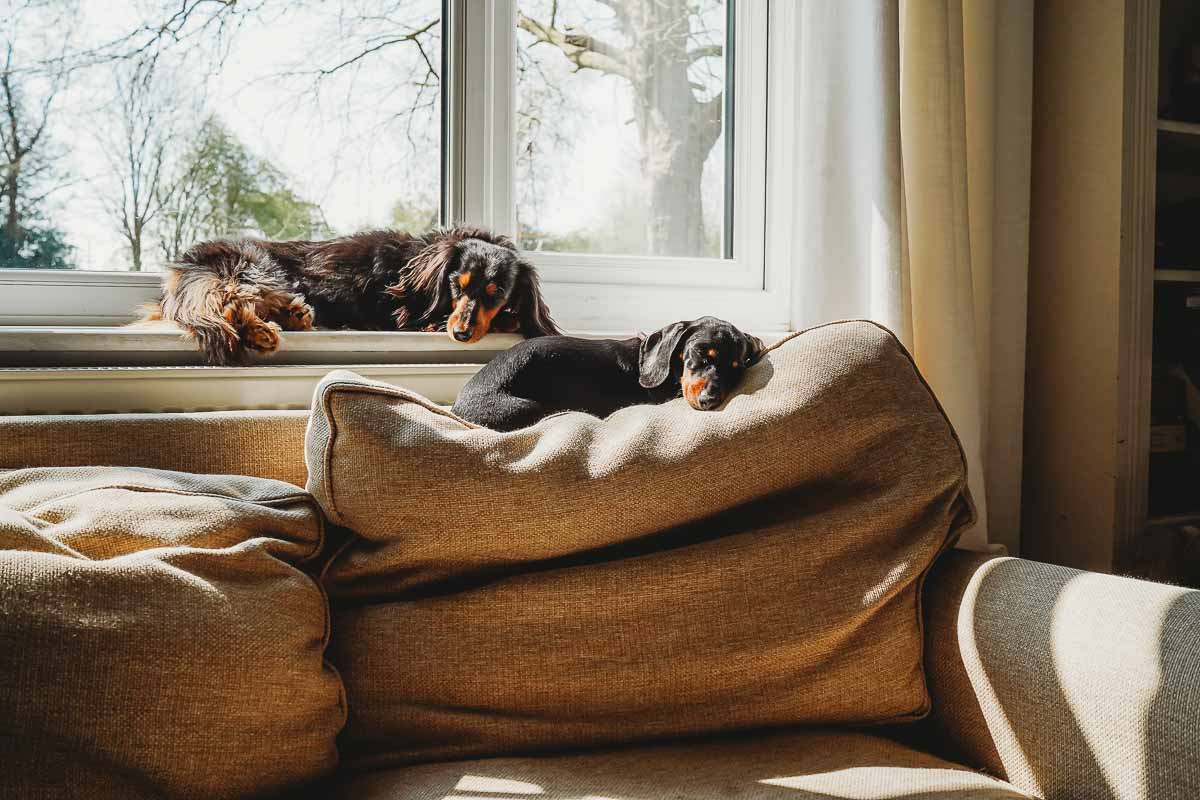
left=1023, top=0, right=1128, bottom=571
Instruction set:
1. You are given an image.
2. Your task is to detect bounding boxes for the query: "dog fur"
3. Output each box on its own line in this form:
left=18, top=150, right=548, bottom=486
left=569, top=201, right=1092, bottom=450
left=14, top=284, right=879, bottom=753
left=139, top=226, right=559, bottom=364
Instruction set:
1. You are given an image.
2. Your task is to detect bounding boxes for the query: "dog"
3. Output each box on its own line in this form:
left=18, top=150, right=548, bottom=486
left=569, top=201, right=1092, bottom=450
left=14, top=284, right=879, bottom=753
left=452, top=316, right=766, bottom=431
left=139, top=226, right=560, bottom=365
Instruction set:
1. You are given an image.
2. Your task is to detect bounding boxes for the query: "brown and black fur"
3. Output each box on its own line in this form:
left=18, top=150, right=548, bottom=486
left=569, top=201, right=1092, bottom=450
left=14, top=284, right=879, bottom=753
left=139, top=226, right=560, bottom=365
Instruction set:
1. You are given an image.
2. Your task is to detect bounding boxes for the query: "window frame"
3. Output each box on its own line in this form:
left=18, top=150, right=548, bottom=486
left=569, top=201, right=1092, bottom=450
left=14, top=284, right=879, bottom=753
left=0, top=0, right=794, bottom=336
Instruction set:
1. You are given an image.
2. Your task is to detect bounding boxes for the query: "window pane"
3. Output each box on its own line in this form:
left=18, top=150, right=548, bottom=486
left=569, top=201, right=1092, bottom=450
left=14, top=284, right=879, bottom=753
left=515, top=0, right=730, bottom=258
left=1, top=1, right=442, bottom=271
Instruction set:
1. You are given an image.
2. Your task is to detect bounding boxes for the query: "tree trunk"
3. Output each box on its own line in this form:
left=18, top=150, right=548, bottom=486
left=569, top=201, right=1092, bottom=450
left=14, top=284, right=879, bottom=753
left=3, top=171, right=19, bottom=257
left=638, top=107, right=712, bottom=256
left=130, top=221, right=142, bottom=271
left=621, top=0, right=722, bottom=257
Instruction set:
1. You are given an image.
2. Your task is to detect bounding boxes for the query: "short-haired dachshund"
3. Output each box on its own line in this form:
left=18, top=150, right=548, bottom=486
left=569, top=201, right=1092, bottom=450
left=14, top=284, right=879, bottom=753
left=452, top=316, right=766, bottom=431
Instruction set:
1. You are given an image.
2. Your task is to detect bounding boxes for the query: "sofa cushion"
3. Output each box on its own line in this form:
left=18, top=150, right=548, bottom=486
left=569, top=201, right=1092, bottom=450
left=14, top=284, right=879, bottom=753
left=306, top=320, right=975, bottom=768
left=0, top=410, right=310, bottom=485
left=324, top=728, right=1033, bottom=800
left=0, top=467, right=345, bottom=800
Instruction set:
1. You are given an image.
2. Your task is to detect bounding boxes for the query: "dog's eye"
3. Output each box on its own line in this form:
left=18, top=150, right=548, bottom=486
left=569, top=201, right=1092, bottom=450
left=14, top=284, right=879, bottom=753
left=707, top=348, right=717, bottom=358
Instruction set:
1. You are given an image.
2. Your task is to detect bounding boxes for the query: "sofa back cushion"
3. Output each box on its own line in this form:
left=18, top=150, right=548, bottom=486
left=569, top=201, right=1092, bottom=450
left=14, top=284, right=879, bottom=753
left=306, top=320, right=975, bottom=769
left=0, top=467, right=345, bottom=799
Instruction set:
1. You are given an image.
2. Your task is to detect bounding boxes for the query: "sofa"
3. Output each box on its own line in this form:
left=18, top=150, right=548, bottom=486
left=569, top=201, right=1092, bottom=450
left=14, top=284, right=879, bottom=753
left=1, top=322, right=1197, bottom=800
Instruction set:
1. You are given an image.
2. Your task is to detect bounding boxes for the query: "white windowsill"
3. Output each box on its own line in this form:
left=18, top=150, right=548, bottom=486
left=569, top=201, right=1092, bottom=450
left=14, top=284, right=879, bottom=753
left=0, top=328, right=527, bottom=414
left=0, top=327, right=624, bottom=415
left=0, top=363, right=485, bottom=415
left=0, top=326, right=786, bottom=416
left=0, top=327, right=526, bottom=367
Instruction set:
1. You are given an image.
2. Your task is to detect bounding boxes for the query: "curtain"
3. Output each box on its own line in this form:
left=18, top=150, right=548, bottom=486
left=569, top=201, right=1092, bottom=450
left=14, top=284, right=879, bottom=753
left=786, top=0, right=1034, bottom=553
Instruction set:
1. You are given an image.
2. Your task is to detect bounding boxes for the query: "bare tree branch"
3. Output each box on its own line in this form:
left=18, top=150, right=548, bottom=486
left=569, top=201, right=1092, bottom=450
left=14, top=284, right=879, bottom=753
left=687, top=43, right=722, bottom=61
left=315, top=18, right=439, bottom=79
left=517, top=11, right=632, bottom=79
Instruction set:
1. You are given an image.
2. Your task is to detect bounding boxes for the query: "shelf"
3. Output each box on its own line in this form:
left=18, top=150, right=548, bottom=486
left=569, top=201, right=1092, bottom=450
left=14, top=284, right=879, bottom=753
left=1154, top=269, right=1200, bottom=283
left=1159, top=119, right=1200, bottom=136
left=1147, top=511, right=1200, bottom=527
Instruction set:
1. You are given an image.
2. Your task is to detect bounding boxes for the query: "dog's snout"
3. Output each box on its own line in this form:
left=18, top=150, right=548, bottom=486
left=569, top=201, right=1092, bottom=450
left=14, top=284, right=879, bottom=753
left=452, top=328, right=473, bottom=342
left=697, top=385, right=722, bottom=410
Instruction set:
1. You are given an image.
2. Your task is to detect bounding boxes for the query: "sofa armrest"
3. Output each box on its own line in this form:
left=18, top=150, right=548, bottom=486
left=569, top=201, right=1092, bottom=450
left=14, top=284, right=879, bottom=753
left=923, top=551, right=1200, bottom=800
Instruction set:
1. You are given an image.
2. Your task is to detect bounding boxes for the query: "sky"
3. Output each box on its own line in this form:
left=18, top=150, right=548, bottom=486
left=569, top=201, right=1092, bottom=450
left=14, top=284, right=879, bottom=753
left=14, top=0, right=727, bottom=271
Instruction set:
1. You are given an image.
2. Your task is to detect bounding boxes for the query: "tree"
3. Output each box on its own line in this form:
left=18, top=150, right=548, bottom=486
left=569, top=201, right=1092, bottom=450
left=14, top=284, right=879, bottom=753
left=157, top=117, right=330, bottom=261
left=391, top=195, right=439, bottom=232
left=0, top=220, right=73, bottom=269
left=518, top=0, right=725, bottom=256
left=0, top=40, right=71, bottom=268
left=97, top=56, right=175, bottom=271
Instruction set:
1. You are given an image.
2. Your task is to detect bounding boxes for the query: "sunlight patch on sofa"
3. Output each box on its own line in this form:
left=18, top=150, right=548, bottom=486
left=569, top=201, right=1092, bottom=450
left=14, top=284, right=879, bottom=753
left=862, top=561, right=909, bottom=605
left=452, top=774, right=545, bottom=794
left=760, top=766, right=1021, bottom=797
left=1049, top=573, right=1181, bottom=800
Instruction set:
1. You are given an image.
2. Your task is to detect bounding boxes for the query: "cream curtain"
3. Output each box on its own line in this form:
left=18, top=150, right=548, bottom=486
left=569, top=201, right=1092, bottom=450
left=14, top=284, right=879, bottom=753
left=786, top=0, right=1034, bottom=553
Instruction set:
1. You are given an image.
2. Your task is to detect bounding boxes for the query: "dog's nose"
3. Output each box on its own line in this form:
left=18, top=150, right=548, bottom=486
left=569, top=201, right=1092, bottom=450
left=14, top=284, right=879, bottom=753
left=697, top=387, right=722, bottom=410
left=452, top=329, right=473, bottom=342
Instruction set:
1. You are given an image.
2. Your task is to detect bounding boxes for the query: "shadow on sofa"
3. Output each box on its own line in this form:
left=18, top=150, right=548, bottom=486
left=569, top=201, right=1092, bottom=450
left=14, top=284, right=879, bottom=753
left=926, top=552, right=1200, bottom=800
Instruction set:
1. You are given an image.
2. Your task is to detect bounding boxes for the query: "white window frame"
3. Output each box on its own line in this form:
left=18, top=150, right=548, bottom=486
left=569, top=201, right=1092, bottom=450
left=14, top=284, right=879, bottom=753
left=449, top=0, right=789, bottom=332
left=0, top=0, right=795, bottom=336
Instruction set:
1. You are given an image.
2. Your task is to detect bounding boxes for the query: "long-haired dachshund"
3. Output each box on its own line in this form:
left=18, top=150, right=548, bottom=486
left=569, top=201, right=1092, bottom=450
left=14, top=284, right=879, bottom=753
left=452, top=316, right=766, bottom=431
left=139, top=226, right=560, bottom=364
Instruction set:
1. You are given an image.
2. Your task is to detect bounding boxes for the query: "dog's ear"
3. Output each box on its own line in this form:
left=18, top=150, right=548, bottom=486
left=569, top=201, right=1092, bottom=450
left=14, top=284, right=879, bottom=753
left=744, top=332, right=767, bottom=366
left=638, top=320, right=692, bottom=389
left=386, top=238, right=458, bottom=328
left=511, top=260, right=561, bottom=337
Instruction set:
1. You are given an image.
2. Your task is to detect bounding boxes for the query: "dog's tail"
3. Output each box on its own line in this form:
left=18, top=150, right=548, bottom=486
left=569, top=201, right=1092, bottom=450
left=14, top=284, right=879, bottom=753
left=138, top=240, right=283, bottom=365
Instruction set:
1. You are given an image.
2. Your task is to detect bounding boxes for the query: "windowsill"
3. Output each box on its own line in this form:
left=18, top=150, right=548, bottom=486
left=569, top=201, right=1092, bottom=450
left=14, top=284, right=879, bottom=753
left=0, top=325, right=785, bottom=415
left=0, top=327, right=619, bottom=414
left=0, top=327, right=527, bottom=367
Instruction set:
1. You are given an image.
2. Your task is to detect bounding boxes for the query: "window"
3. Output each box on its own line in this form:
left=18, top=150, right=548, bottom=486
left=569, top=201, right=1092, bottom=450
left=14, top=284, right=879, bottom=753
left=1, top=1, right=443, bottom=273
left=514, top=1, right=730, bottom=259
left=1, top=1, right=785, bottom=334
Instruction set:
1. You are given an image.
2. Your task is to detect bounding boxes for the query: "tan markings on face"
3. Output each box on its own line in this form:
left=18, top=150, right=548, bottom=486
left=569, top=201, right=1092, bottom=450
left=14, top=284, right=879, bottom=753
left=707, top=348, right=717, bottom=358
left=449, top=295, right=502, bottom=344
left=458, top=273, right=472, bottom=288
left=682, top=368, right=708, bottom=410
left=447, top=295, right=472, bottom=337
left=731, top=360, right=739, bottom=368
left=467, top=302, right=503, bottom=343
left=485, top=282, right=498, bottom=296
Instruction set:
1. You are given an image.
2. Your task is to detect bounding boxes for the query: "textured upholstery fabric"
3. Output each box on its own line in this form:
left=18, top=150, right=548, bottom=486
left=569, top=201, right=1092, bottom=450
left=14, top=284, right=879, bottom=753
left=326, top=728, right=1034, bottom=800
left=924, top=552, right=1200, bottom=800
left=306, top=320, right=976, bottom=768
left=0, top=410, right=310, bottom=486
left=0, top=467, right=345, bottom=800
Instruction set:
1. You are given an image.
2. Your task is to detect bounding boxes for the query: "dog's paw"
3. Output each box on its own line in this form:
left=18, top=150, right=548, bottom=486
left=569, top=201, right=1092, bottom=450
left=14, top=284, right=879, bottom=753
left=282, top=298, right=315, bottom=331
left=243, top=320, right=282, bottom=353
left=419, top=317, right=448, bottom=333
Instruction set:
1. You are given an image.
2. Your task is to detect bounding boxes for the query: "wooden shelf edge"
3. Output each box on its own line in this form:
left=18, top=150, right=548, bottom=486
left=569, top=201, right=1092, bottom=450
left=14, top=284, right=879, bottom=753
left=1147, top=511, right=1200, bottom=527
left=1154, top=268, right=1200, bottom=283
left=1158, top=118, right=1200, bottom=135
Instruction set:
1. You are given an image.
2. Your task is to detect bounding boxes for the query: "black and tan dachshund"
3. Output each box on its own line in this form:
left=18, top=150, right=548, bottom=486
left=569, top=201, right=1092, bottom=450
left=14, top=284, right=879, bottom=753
left=140, top=226, right=560, bottom=365
left=452, top=316, right=766, bottom=431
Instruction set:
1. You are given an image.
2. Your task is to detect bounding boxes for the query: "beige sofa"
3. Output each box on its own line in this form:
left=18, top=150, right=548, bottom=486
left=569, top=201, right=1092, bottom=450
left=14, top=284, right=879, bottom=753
left=3, top=407, right=1197, bottom=800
